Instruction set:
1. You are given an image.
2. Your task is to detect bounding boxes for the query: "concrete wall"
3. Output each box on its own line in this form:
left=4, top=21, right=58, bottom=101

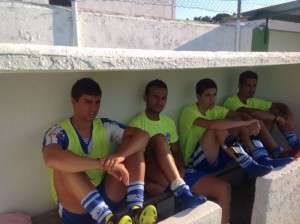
left=161, top=201, right=222, bottom=224
left=0, top=1, right=254, bottom=50
left=8, top=0, right=48, bottom=3
left=1, top=2, right=300, bottom=51
left=1, top=63, right=300, bottom=215
left=0, top=2, right=73, bottom=46
left=269, top=30, right=300, bottom=51
left=79, top=12, right=252, bottom=51
left=77, top=0, right=175, bottom=19
left=251, top=162, right=300, bottom=224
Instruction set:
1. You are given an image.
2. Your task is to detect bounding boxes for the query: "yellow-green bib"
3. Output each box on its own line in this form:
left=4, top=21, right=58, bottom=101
left=49, top=118, right=111, bottom=202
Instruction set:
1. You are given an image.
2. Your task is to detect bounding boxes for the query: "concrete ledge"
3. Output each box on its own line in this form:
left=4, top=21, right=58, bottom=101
left=0, top=44, right=300, bottom=72
left=251, top=160, right=300, bottom=224
left=160, top=201, right=222, bottom=224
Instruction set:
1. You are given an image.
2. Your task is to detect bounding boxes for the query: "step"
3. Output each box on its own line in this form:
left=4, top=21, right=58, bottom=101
left=159, top=201, right=221, bottom=224
left=251, top=160, right=300, bottom=224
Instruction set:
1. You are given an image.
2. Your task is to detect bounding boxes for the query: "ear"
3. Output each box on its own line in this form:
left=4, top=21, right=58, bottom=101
left=143, top=94, right=147, bottom=102
left=71, top=97, right=76, bottom=105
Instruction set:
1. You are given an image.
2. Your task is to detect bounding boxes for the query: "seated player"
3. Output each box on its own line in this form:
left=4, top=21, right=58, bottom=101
left=129, top=79, right=206, bottom=211
left=224, top=70, right=300, bottom=158
left=42, top=78, right=157, bottom=224
left=179, top=78, right=291, bottom=224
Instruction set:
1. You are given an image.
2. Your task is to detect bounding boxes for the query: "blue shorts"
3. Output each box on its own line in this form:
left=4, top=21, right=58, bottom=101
left=184, top=148, right=231, bottom=187
left=59, top=183, right=126, bottom=224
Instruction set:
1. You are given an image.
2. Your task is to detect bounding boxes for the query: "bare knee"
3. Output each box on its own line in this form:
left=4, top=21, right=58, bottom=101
left=54, top=171, right=95, bottom=204
left=148, top=134, right=169, bottom=152
left=215, top=130, right=230, bottom=143
left=151, top=134, right=167, bottom=144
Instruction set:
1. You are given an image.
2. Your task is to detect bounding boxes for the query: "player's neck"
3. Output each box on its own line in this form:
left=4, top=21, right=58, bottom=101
left=71, top=116, right=92, bottom=133
left=145, top=109, right=160, bottom=121
left=197, top=102, right=209, bottom=114
left=238, top=92, right=248, bottom=103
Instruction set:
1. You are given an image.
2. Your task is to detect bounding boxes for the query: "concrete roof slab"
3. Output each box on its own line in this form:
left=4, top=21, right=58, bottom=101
left=0, top=43, right=300, bottom=72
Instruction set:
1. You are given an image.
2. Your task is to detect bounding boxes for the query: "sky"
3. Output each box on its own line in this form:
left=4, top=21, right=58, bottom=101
left=176, top=0, right=295, bottom=20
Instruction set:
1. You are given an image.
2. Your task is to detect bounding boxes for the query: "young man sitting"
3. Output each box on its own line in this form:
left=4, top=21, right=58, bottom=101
left=179, top=78, right=292, bottom=224
left=224, top=70, right=300, bottom=158
left=42, top=78, right=157, bottom=224
left=129, top=79, right=206, bottom=211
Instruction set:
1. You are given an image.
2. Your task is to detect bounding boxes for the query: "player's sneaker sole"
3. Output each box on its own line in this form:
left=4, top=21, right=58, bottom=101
left=107, top=214, right=132, bottom=224
left=129, top=204, right=157, bottom=224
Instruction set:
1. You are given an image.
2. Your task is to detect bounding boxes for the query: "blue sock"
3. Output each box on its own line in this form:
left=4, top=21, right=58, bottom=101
left=251, top=138, right=269, bottom=160
left=126, top=181, right=144, bottom=209
left=81, top=190, right=112, bottom=224
left=251, top=139, right=293, bottom=168
left=285, top=132, right=300, bottom=150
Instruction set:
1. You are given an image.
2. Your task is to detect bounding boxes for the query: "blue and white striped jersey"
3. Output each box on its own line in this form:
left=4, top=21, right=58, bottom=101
left=42, top=118, right=126, bottom=153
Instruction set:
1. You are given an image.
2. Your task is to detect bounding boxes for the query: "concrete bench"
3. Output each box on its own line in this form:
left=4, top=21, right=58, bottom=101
left=251, top=160, right=300, bottom=224
left=32, top=164, right=241, bottom=224
left=160, top=201, right=221, bottom=224
left=33, top=191, right=222, bottom=224
left=32, top=198, right=221, bottom=224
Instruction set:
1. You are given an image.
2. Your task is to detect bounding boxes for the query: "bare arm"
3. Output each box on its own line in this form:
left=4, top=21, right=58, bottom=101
left=193, top=116, right=258, bottom=130
left=270, top=102, right=292, bottom=117
left=237, top=107, right=276, bottom=121
left=43, top=144, right=104, bottom=172
left=43, top=144, right=129, bottom=185
left=226, top=110, right=253, bottom=121
left=114, top=127, right=149, bottom=158
left=170, top=142, right=185, bottom=177
left=102, top=127, right=149, bottom=171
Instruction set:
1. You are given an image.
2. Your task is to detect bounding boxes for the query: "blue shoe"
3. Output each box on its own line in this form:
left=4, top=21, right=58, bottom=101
left=223, top=136, right=273, bottom=177
left=271, top=146, right=285, bottom=158
left=250, top=143, right=294, bottom=168
left=241, top=156, right=273, bottom=177
left=256, top=156, right=294, bottom=168
left=174, top=184, right=206, bottom=209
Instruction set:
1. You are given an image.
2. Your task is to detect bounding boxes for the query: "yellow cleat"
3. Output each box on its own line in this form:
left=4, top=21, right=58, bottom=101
left=106, top=214, right=133, bottom=224
left=129, top=204, right=158, bottom=224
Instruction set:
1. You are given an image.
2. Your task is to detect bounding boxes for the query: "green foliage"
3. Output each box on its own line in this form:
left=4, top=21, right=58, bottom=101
left=193, top=13, right=235, bottom=23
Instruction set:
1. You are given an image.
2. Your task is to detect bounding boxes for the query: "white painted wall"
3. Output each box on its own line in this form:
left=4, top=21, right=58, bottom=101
left=1, top=63, right=300, bottom=215
left=77, top=0, right=175, bottom=19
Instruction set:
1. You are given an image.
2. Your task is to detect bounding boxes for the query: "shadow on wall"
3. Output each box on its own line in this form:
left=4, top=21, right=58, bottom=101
left=175, top=25, right=236, bottom=51
left=52, top=6, right=73, bottom=46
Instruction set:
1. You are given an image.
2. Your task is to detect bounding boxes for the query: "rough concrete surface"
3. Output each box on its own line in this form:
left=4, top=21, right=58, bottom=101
left=251, top=160, right=300, bottom=224
left=160, top=201, right=222, bottom=224
left=1, top=44, right=300, bottom=72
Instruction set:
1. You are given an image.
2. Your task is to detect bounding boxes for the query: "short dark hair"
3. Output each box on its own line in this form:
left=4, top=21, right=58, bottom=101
left=196, top=78, right=217, bottom=96
left=239, top=71, right=258, bottom=86
left=144, top=79, right=167, bottom=96
left=71, top=78, right=102, bottom=101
